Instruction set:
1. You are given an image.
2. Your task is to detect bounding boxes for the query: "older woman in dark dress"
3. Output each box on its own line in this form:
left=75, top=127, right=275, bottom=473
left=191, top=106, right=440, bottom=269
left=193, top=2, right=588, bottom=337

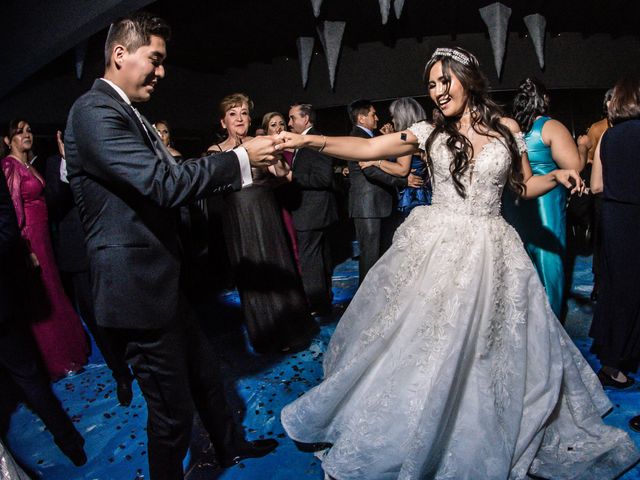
left=209, top=94, right=317, bottom=353
left=589, top=78, right=640, bottom=397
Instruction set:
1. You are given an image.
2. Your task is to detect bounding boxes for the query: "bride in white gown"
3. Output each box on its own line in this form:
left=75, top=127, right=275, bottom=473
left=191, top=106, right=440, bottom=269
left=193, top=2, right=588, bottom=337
left=277, top=47, right=639, bottom=479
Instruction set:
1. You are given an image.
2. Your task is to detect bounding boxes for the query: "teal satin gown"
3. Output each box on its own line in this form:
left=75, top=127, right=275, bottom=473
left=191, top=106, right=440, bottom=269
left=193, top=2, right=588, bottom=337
left=503, top=116, right=566, bottom=317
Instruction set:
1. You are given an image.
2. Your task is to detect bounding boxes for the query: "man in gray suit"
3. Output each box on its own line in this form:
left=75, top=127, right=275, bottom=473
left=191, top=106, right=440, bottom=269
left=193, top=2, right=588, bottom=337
left=287, top=103, right=337, bottom=316
left=64, top=12, right=278, bottom=480
left=347, top=99, right=408, bottom=283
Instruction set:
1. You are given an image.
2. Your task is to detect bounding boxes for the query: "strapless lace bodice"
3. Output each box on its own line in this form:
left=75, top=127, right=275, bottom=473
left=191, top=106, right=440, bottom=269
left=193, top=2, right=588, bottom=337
left=408, top=121, right=526, bottom=217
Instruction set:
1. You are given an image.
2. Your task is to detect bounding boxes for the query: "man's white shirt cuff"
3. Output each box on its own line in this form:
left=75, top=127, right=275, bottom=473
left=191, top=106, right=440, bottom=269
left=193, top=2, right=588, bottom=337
left=233, top=147, right=253, bottom=187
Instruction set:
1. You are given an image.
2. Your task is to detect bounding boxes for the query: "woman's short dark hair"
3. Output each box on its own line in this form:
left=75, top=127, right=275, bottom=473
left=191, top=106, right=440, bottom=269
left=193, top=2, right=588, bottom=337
left=607, top=78, right=640, bottom=125
left=104, top=12, right=171, bottom=66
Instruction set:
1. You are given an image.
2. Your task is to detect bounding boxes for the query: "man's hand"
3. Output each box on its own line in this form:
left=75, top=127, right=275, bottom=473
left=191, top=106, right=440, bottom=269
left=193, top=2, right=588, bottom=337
left=407, top=170, right=424, bottom=188
left=56, top=130, right=65, bottom=157
left=243, top=135, right=281, bottom=167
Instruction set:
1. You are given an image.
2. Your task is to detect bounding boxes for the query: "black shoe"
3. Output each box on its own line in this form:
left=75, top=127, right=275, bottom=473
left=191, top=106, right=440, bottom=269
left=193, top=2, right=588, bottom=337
left=598, top=369, right=635, bottom=389
left=217, top=438, right=278, bottom=468
left=116, top=379, right=133, bottom=406
left=630, top=415, right=640, bottom=432
left=56, top=438, right=87, bottom=467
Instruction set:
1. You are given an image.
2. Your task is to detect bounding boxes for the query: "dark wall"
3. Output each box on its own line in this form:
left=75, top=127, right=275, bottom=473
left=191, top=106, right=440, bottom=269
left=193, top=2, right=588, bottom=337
left=1, top=31, right=637, bottom=157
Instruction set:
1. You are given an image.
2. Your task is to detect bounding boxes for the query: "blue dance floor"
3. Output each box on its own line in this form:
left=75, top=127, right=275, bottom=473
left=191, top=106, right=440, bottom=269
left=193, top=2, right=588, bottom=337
left=5, top=256, right=640, bottom=479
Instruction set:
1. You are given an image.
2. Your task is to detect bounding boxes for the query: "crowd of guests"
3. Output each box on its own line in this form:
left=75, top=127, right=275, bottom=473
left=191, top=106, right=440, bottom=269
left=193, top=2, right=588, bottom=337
left=1, top=24, right=639, bottom=476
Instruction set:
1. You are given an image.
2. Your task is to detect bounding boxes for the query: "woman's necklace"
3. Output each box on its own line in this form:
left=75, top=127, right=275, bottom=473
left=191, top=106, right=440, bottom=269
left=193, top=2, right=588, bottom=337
left=9, top=153, right=30, bottom=169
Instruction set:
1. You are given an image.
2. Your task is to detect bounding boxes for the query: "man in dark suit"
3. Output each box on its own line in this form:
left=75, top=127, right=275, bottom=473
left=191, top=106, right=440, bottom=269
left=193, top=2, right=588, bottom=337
left=63, top=12, right=278, bottom=480
left=347, top=99, right=408, bottom=282
left=0, top=165, right=87, bottom=466
left=287, top=103, right=338, bottom=317
left=44, top=141, right=133, bottom=406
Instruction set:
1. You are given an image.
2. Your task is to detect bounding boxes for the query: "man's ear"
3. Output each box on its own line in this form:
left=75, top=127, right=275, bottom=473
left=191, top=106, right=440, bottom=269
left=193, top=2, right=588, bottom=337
left=112, top=44, right=127, bottom=69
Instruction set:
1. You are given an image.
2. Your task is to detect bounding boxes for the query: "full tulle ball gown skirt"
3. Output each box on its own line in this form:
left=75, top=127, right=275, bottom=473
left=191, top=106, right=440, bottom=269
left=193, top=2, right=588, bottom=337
left=281, top=122, right=639, bottom=479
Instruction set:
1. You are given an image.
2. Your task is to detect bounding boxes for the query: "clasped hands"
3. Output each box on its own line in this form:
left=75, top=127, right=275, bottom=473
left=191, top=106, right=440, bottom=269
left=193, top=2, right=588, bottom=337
left=554, top=169, right=586, bottom=196
left=242, top=135, right=285, bottom=167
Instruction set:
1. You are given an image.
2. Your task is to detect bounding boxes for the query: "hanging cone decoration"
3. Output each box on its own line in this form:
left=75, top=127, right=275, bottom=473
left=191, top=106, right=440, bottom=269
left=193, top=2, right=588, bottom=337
left=379, top=0, right=391, bottom=24
left=479, top=2, right=512, bottom=77
left=394, top=0, right=405, bottom=19
left=75, top=40, right=88, bottom=80
left=311, top=0, right=323, bottom=17
left=523, top=13, right=547, bottom=69
left=317, top=21, right=346, bottom=90
left=296, top=37, right=315, bottom=88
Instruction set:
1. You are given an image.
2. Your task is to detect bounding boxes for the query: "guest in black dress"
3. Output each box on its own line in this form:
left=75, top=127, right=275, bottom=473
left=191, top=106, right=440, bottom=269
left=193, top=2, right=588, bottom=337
left=208, top=94, right=317, bottom=353
left=589, top=78, right=640, bottom=392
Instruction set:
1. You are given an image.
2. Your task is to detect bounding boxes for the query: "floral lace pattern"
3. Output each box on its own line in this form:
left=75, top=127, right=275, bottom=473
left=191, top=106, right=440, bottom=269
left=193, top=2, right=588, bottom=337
left=281, top=121, right=639, bottom=479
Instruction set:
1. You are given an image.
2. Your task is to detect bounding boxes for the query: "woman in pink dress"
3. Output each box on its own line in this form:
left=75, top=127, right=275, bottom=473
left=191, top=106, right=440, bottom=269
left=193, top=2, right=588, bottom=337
left=2, top=119, right=88, bottom=379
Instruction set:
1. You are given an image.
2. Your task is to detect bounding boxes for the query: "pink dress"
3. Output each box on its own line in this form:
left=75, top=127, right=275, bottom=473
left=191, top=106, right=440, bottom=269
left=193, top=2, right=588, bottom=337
left=279, top=150, right=300, bottom=270
left=2, top=156, right=88, bottom=380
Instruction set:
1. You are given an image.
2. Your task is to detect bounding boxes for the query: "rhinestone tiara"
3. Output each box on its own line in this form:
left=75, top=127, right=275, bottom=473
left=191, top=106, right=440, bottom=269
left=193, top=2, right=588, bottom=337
left=431, top=48, right=471, bottom=66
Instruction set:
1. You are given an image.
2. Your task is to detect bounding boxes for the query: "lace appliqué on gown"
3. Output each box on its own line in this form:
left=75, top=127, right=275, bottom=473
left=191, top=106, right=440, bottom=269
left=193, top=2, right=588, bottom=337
left=281, top=121, right=639, bottom=479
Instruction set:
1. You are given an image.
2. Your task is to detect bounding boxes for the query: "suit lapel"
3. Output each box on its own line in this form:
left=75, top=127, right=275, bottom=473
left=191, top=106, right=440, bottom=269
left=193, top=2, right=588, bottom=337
left=93, top=80, right=175, bottom=165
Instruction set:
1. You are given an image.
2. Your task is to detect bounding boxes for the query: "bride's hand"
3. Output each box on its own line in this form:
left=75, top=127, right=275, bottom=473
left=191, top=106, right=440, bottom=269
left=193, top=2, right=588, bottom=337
left=554, top=169, right=584, bottom=195
left=275, top=131, right=305, bottom=150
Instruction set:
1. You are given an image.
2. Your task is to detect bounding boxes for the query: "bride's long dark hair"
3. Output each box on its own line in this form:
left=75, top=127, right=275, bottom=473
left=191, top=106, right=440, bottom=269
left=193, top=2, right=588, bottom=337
left=423, top=47, right=524, bottom=197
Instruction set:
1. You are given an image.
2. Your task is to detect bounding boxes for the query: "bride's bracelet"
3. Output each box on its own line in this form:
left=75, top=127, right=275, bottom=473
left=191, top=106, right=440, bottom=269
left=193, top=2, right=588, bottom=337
left=318, top=135, right=327, bottom=152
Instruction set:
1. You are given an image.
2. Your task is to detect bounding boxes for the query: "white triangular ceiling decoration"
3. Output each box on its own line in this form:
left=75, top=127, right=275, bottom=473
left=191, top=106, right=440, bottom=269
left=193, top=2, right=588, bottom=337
left=479, top=2, right=512, bottom=77
left=75, top=40, right=88, bottom=80
left=379, top=0, right=391, bottom=24
left=311, top=0, right=323, bottom=18
left=394, top=0, right=405, bottom=19
left=524, top=13, right=547, bottom=69
left=296, top=37, right=315, bottom=88
left=317, top=21, right=347, bottom=90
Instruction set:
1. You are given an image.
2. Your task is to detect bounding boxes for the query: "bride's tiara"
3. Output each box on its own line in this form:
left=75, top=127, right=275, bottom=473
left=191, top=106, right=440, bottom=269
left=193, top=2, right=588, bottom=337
left=431, top=48, right=471, bottom=66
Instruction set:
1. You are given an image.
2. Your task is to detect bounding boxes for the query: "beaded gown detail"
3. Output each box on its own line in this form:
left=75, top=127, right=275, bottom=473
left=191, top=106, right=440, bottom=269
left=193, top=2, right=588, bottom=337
left=281, top=122, right=639, bottom=479
left=2, top=156, right=88, bottom=379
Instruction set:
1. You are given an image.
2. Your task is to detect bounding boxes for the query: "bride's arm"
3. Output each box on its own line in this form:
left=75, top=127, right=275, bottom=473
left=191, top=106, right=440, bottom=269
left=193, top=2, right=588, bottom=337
left=276, top=130, right=421, bottom=161
left=502, top=118, right=584, bottom=199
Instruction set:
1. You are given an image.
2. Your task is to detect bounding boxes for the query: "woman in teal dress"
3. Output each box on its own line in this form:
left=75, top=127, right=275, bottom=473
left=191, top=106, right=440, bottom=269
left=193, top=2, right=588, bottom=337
left=506, top=78, right=584, bottom=318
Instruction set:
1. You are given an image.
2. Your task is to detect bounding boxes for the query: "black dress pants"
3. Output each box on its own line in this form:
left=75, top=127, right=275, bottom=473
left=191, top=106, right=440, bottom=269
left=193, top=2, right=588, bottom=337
left=296, top=228, right=333, bottom=315
left=102, top=308, right=239, bottom=480
left=354, top=217, right=382, bottom=284
left=66, top=270, right=132, bottom=383
left=0, top=322, right=82, bottom=451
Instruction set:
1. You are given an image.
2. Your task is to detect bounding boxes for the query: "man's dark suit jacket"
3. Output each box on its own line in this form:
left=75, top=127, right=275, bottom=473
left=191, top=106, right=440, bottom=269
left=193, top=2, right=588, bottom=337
left=64, top=79, right=243, bottom=330
left=348, top=126, right=407, bottom=218
left=44, top=154, right=89, bottom=273
left=289, top=127, right=338, bottom=231
left=0, top=166, right=25, bottom=325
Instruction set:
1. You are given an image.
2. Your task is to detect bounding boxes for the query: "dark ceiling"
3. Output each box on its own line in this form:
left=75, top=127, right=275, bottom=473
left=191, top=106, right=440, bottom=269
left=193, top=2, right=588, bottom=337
left=145, top=0, right=640, bottom=73
left=3, top=0, right=640, bottom=99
